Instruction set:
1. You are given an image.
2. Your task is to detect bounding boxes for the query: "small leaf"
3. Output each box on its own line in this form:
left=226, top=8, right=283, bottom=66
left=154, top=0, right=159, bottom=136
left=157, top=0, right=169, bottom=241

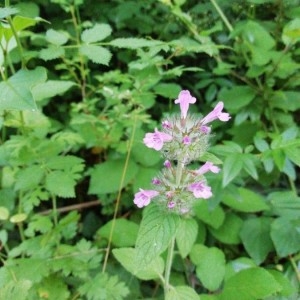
left=242, top=154, right=258, bottom=180
left=176, top=218, right=198, bottom=258
left=135, top=205, right=180, bottom=267
left=81, top=23, right=112, bottom=43
left=109, top=38, right=163, bottom=49
left=15, top=165, right=44, bottom=190
left=282, top=18, right=300, bottom=45
left=240, top=217, right=273, bottom=264
left=0, top=207, right=9, bottom=220
left=0, top=7, right=19, bottom=18
left=222, top=154, right=243, bottom=187
left=46, top=29, right=69, bottom=45
left=79, top=45, right=112, bottom=65
left=219, top=268, right=281, bottom=300
left=39, top=46, right=65, bottom=61
left=166, top=286, right=199, bottom=300
left=10, top=213, right=27, bottom=223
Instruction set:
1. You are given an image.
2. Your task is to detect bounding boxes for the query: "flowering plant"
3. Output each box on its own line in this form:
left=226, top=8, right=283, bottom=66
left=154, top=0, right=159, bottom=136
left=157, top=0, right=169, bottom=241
left=134, top=90, right=230, bottom=215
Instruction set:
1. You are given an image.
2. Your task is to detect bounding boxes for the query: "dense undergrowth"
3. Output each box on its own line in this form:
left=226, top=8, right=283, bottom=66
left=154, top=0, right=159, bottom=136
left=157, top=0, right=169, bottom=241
left=0, top=0, right=300, bottom=299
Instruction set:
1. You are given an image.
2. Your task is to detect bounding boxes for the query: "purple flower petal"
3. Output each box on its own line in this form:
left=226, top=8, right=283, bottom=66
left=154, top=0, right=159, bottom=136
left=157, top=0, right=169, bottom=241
left=201, top=101, right=231, bottom=125
left=174, top=90, right=196, bottom=119
left=133, top=189, right=159, bottom=208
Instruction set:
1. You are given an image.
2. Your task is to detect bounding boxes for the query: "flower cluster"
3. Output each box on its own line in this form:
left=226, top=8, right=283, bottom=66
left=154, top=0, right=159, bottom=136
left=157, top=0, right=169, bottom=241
left=134, top=90, right=230, bottom=215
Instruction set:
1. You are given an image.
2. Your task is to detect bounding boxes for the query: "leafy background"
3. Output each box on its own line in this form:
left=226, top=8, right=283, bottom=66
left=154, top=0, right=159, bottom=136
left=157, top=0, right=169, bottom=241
left=0, top=0, right=299, bottom=299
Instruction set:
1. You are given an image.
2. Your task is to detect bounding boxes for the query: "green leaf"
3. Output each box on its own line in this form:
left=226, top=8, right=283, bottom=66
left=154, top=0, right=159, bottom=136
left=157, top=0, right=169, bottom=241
left=176, top=218, right=198, bottom=258
left=10, top=213, right=27, bottom=223
left=222, top=154, right=243, bottom=187
left=46, top=29, right=69, bottom=45
left=219, top=86, right=256, bottom=111
left=88, top=159, right=138, bottom=194
left=282, top=18, right=300, bottom=45
left=219, top=268, right=281, bottom=300
left=37, top=275, right=70, bottom=300
left=45, top=170, right=76, bottom=198
left=13, top=15, right=37, bottom=32
left=0, top=207, right=9, bottom=220
left=98, top=218, right=139, bottom=247
left=268, top=270, right=297, bottom=297
left=39, top=46, right=65, bottom=61
left=113, top=247, right=164, bottom=280
left=0, top=67, right=47, bottom=110
left=135, top=205, right=180, bottom=267
left=32, top=80, right=75, bottom=101
left=222, top=188, right=269, bottom=213
left=81, top=23, right=112, bottom=43
left=153, top=83, right=182, bottom=98
left=194, top=201, right=225, bottom=229
left=285, top=146, right=300, bottom=167
left=0, top=7, right=19, bottom=18
left=242, top=154, right=258, bottom=180
left=79, top=45, right=112, bottom=65
left=209, top=213, right=243, bottom=245
left=79, top=273, right=129, bottom=300
left=199, top=152, right=223, bottom=165
left=270, top=216, right=300, bottom=257
left=133, top=167, right=158, bottom=191
left=166, top=286, right=199, bottom=300
left=225, top=257, right=257, bottom=281
left=192, top=244, right=226, bottom=291
left=240, top=217, right=273, bottom=264
left=0, top=279, right=32, bottom=300
left=109, top=38, right=163, bottom=49
left=15, top=165, right=44, bottom=191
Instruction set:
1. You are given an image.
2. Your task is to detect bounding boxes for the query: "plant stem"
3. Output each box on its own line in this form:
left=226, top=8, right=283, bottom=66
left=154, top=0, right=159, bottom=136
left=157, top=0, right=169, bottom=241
left=164, top=236, right=175, bottom=295
left=209, top=0, right=233, bottom=32
left=52, top=195, right=58, bottom=226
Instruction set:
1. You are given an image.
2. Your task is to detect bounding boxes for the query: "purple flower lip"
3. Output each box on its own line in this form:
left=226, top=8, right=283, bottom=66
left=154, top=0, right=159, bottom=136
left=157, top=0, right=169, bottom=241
left=174, top=90, right=196, bottom=119
left=201, top=101, right=231, bottom=125
left=143, top=128, right=172, bottom=151
left=133, top=189, right=159, bottom=208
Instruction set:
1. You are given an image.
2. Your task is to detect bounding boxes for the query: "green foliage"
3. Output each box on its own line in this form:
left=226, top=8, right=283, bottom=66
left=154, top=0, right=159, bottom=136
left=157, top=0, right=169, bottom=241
left=0, top=0, right=299, bottom=298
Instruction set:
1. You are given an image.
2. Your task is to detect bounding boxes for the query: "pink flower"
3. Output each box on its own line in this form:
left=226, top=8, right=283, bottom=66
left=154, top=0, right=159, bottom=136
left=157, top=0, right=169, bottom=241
left=201, top=102, right=231, bottom=125
left=167, top=201, right=176, bottom=209
left=162, top=120, right=172, bottom=129
left=195, top=162, right=220, bottom=175
left=133, top=189, right=159, bottom=208
left=143, top=128, right=172, bottom=151
left=183, top=135, right=191, bottom=145
left=188, top=182, right=212, bottom=199
left=174, top=90, right=196, bottom=119
left=164, top=160, right=172, bottom=168
left=200, top=125, right=211, bottom=134
left=152, top=178, right=161, bottom=185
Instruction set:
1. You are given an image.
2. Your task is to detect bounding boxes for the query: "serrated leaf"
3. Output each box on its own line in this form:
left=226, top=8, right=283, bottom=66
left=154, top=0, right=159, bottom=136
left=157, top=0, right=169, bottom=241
left=46, top=29, right=69, bottom=45
left=270, top=216, right=300, bottom=257
left=45, top=170, right=76, bottom=198
left=222, top=154, right=243, bottom=187
left=98, top=219, right=139, bottom=247
left=81, top=23, right=112, bottom=43
left=222, top=188, right=269, bottom=213
left=135, top=205, right=180, bottom=267
left=219, top=268, right=281, bottom=300
left=110, top=38, right=163, bottom=49
left=0, top=67, right=47, bottom=110
left=166, top=286, right=199, bottom=300
left=176, top=218, right=198, bottom=258
left=0, top=279, right=32, bottom=300
left=240, top=217, right=273, bottom=264
left=15, top=165, right=44, bottom=190
left=45, top=155, right=84, bottom=172
left=79, top=45, right=112, bottom=65
left=192, top=245, right=226, bottom=291
left=32, top=80, right=76, bottom=101
left=39, top=46, right=65, bottom=61
left=88, top=159, right=138, bottom=194
left=113, top=247, right=164, bottom=280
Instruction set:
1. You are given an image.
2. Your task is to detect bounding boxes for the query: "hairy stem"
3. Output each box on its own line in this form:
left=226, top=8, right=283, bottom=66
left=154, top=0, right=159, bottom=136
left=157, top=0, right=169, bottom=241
left=209, top=0, right=233, bottom=32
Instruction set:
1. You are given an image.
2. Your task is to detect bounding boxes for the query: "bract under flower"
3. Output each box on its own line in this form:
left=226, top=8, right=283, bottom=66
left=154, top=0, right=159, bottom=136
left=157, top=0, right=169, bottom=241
left=133, top=189, right=159, bottom=208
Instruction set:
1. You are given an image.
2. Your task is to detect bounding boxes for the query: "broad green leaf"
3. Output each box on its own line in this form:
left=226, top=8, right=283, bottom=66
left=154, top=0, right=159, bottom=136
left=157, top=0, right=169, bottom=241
left=209, top=213, right=243, bottom=245
left=0, top=7, right=19, bottom=18
left=15, top=165, right=44, bottom=190
left=194, top=201, right=225, bottom=229
left=268, top=270, right=297, bottom=297
left=242, top=154, right=258, bottom=180
left=166, top=286, right=199, bottom=300
left=153, top=83, right=181, bottom=99
left=219, top=86, right=256, bottom=111
left=219, top=268, right=281, bottom=300
left=285, top=146, right=300, bottom=167
left=176, top=218, right=198, bottom=258
left=222, top=187, right=269, bottom=212
left=46, top=29, right=69, bottom=45
left=282, top=18, right=300, bottom=45
left=98, top=219, right=139, bottom=247
left=135, top=205, right=180, bottom=267
left=109, top=38, right=163, bottom=49
left=270, top=216, right=300, bottom=257
left=79, top=44, right=112, bottom=65
left=225, top=257, right=257, bottom=281
left=45, top=155, right=84, bottom=172
left=0, top=67, right=47, bottom=110
left=133, top=167, right=158, bottom=191
left=192, top=245, right=226, bottom=291
left=88, top=159, right=138, bottom=194
left=240, top=217, right=273, bottom=264
left=0, top=279, right=32, bottom=300
left=81, top=23, right=112, bottom=43
left=0, top=207, right=9, bottom=220
left=113, top=247, right=164, bottom=280
left=13, top=15, right=37, bottom=32
left=39, top=46, right=65, bottom=61
left=45, top=170, right=76, bottom=198
left=222, top=154, right=243, bottom=187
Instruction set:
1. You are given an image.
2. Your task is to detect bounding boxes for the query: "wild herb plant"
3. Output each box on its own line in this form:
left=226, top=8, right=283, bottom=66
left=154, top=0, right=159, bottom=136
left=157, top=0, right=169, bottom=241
left=0, top=0, right=299, bottom=299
